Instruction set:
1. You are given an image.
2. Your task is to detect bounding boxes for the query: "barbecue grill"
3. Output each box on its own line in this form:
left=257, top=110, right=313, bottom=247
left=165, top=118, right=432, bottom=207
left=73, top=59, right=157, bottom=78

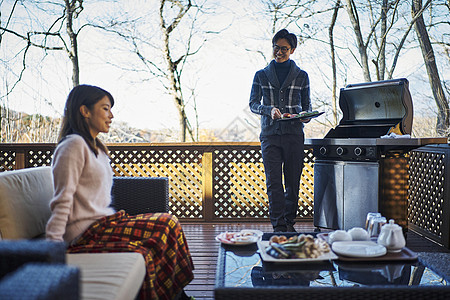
left=309, top=78, right=447, bottom=231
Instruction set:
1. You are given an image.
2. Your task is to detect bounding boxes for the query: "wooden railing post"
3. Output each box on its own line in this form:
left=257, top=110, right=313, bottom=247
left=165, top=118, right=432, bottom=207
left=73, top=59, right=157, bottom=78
left=202, top=152, right=214, bottom=221
left=15, top=150, right=25, bottom=170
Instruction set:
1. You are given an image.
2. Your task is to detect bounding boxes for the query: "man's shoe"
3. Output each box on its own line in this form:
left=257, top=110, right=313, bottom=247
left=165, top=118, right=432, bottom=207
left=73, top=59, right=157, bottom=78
left=286, top=224, right=297, bottom=233
left=273, top=226, right=287, bottom=232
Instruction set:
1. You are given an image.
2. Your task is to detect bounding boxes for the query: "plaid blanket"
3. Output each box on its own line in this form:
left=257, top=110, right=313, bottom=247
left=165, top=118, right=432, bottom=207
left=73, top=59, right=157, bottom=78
left=68, top=211, right=194, bottom=300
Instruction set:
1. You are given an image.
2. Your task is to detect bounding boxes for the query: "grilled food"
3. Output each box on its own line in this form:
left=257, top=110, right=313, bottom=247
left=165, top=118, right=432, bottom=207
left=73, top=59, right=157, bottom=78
left=266, top=234, right=330, bottom=259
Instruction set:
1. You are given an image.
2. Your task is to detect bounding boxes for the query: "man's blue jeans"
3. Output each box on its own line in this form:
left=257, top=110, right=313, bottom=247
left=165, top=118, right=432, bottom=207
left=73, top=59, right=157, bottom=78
left=260, top=133, right=305, bottom=229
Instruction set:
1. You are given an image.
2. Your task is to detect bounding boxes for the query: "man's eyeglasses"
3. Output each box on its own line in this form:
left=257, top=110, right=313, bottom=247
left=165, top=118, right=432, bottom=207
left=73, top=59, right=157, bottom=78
left=273, top=45, right=290, bottom=53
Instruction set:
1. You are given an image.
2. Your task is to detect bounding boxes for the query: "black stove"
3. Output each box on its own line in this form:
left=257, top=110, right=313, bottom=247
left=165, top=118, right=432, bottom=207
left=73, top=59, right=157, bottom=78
left=311, top=78, right=416, bottom=161
left=310, top=78, right=447, bottom=231
left=310, top=137, right=446, bottom=161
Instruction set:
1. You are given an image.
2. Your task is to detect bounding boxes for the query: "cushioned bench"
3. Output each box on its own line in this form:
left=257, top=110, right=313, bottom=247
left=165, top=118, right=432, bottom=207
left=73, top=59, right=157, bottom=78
left=67, top=253, right=145, bottom=300
left=0, top=166, right=169, bottom=300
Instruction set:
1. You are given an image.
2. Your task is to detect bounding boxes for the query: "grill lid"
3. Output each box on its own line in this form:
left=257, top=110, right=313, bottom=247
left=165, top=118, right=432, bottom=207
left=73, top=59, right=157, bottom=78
left=325, top=78, right=413, bottom=138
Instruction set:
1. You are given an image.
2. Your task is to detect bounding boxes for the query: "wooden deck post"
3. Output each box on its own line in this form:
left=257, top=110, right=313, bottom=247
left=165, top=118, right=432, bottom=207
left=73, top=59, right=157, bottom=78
left=202, top=152, right=214, bottom=221
left=15, top=150, right=25, bottom=170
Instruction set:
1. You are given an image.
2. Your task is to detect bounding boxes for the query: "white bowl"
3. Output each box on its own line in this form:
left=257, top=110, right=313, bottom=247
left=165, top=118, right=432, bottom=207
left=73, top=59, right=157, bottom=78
left=328, top=230, right=352, bottom=244
left=347, top=227, right=370, bottom=241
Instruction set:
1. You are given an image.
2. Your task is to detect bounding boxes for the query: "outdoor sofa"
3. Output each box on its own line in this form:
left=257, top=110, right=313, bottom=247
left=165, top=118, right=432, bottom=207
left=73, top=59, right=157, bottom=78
left=0, top=166, right=169, bottom=300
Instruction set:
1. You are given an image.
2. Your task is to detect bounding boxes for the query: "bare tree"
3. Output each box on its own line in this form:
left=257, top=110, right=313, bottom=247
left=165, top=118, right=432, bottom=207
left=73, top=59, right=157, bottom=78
left=412, top=0, right=449, bottom=135
left=260, top=0, right=317, bottom=35
left=343, top=0, right=423, bottom=82
left=0, top=0, right=146, bottom=142
left=2, top=0, right=450, bottom=142
left=159, top=0, right=197, bottom=142
left=377, top=0, right=387, bottom=81
left=255, top=1, right=332, bottom=60
left=329, top=0, right=341, bottom=126
left=1, top=1, right=69, bottom=142
left=345, top=0, right=371, bottom=81
left=0, top=1, right=86, bottom=90
left=102, top=0, right=211, bottom=142
left=429, top=2, right=450, bottom=64
left=64, top=0, right=82, bottom=87
left=257, top=0, right=449, bottom=136
left=423, top=1, right=450, bottom=121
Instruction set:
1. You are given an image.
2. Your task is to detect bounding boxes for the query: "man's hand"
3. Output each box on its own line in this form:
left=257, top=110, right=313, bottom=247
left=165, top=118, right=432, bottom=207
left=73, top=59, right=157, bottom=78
left=271, top=107, right=282, bottom=119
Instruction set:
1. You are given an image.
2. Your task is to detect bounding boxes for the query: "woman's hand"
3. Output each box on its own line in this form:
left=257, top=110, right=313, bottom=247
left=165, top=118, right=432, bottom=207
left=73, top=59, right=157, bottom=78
left=271, top=107, right=282, bottom=119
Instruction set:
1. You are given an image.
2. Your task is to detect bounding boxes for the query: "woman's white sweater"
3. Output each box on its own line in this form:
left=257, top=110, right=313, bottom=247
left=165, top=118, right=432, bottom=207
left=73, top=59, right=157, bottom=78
left=45, top=134, right=115, bottom=243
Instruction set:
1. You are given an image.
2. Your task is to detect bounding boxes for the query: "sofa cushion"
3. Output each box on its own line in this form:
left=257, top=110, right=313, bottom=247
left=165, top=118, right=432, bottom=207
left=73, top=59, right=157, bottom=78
left=0, top=167, right=53, bottom=240
left=0, top=240, right=67, bottom=280
left=0, top=263, right=80, bottom=300
left=67, top=253, right=145, bottom=300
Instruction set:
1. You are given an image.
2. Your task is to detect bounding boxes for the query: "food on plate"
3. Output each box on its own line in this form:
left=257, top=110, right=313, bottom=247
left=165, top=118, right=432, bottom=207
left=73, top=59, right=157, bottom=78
left=216, top=230, right=261, bottom=244
left=347, top=227, right=370, bottom=241
left=328, top=230, right=352, bottom=244
left=298, top=110, right=320, bottom=118
left=282, top=113, right=297, bottom=119
left=266, top=234, right=330, bottom=259
left=269, top=235, right=291, bottom=244
left=281, top=110, right=321, bottom=120
left=240, top=229, right=263, bottom=237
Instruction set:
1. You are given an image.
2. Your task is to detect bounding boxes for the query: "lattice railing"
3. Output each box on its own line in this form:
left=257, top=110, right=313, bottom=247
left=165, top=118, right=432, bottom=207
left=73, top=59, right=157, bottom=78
left=408, top=148, right=447, bottom=244
left=108, top=145, right=205, bottom=220
left=211, top=147, right=315, bottom=220
left=0, top=142, right=315, bottom=221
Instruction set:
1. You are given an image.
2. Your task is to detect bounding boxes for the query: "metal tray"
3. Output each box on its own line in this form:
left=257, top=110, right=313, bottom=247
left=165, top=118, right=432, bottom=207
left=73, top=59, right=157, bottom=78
left=317, top=233, right=418, bottom=262
left=277, top=111, right=324, bottom=121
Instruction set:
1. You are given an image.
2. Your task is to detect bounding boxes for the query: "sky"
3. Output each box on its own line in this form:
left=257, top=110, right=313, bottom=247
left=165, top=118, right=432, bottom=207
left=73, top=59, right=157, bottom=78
left=1, top=0, right=449, bottom=137
left=2, top=0, right=265, bottom=131
left=77, top=0, right=277, bottom=131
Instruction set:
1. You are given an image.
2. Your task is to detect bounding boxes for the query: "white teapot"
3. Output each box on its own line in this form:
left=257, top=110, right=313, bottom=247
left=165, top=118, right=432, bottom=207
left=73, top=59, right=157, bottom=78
left=377, top=219, right=406, bottom=252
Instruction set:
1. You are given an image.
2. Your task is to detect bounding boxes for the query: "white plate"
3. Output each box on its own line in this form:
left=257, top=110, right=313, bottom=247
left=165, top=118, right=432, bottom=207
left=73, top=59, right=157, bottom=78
left=239, top=229, right=263, bottom=237
left=332, top=241, right=387, bottom=258
left=215, top=230, right=263, bottom=245
left=257, top=241, right=338, bottom=262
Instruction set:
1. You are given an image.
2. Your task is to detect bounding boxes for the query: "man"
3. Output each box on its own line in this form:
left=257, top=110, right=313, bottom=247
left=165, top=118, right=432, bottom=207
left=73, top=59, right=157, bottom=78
left=249, top=29, right=312, bottom=232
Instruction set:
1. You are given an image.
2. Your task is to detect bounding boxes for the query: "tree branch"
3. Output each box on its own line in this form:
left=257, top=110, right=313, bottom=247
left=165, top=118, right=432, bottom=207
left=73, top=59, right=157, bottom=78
left=0, top=26, right=65, bottom=50
left=387, top=0, right=432, bottom=78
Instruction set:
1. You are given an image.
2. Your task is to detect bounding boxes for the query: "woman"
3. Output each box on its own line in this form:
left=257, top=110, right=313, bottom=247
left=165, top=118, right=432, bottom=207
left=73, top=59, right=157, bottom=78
left=46, top=84, right=194, bottom=299
left=249, top=29, right=312, bottom=233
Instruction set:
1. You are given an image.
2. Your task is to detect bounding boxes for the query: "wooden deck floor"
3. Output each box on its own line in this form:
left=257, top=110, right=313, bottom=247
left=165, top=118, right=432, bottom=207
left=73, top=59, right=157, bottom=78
left=180, top=221, right=450, bottom=300
left=180, top=221, right=279, bottom=300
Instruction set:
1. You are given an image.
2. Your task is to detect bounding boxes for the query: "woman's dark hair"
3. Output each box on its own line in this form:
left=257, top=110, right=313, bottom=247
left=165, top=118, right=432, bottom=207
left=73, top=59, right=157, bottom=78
left=59, top=84, right=114, bottom=156
left=272, top=29, right=298, bottom=49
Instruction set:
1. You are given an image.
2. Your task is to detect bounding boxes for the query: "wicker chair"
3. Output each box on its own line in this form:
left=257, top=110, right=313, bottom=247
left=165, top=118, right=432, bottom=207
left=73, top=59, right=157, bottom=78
left=0, top=168, right=169, bottom=300
left=0, top=240, right=79, bottom=300
left=0, top=264, right=79, bottom=300
left=111, top=176, right=169, bottom=215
